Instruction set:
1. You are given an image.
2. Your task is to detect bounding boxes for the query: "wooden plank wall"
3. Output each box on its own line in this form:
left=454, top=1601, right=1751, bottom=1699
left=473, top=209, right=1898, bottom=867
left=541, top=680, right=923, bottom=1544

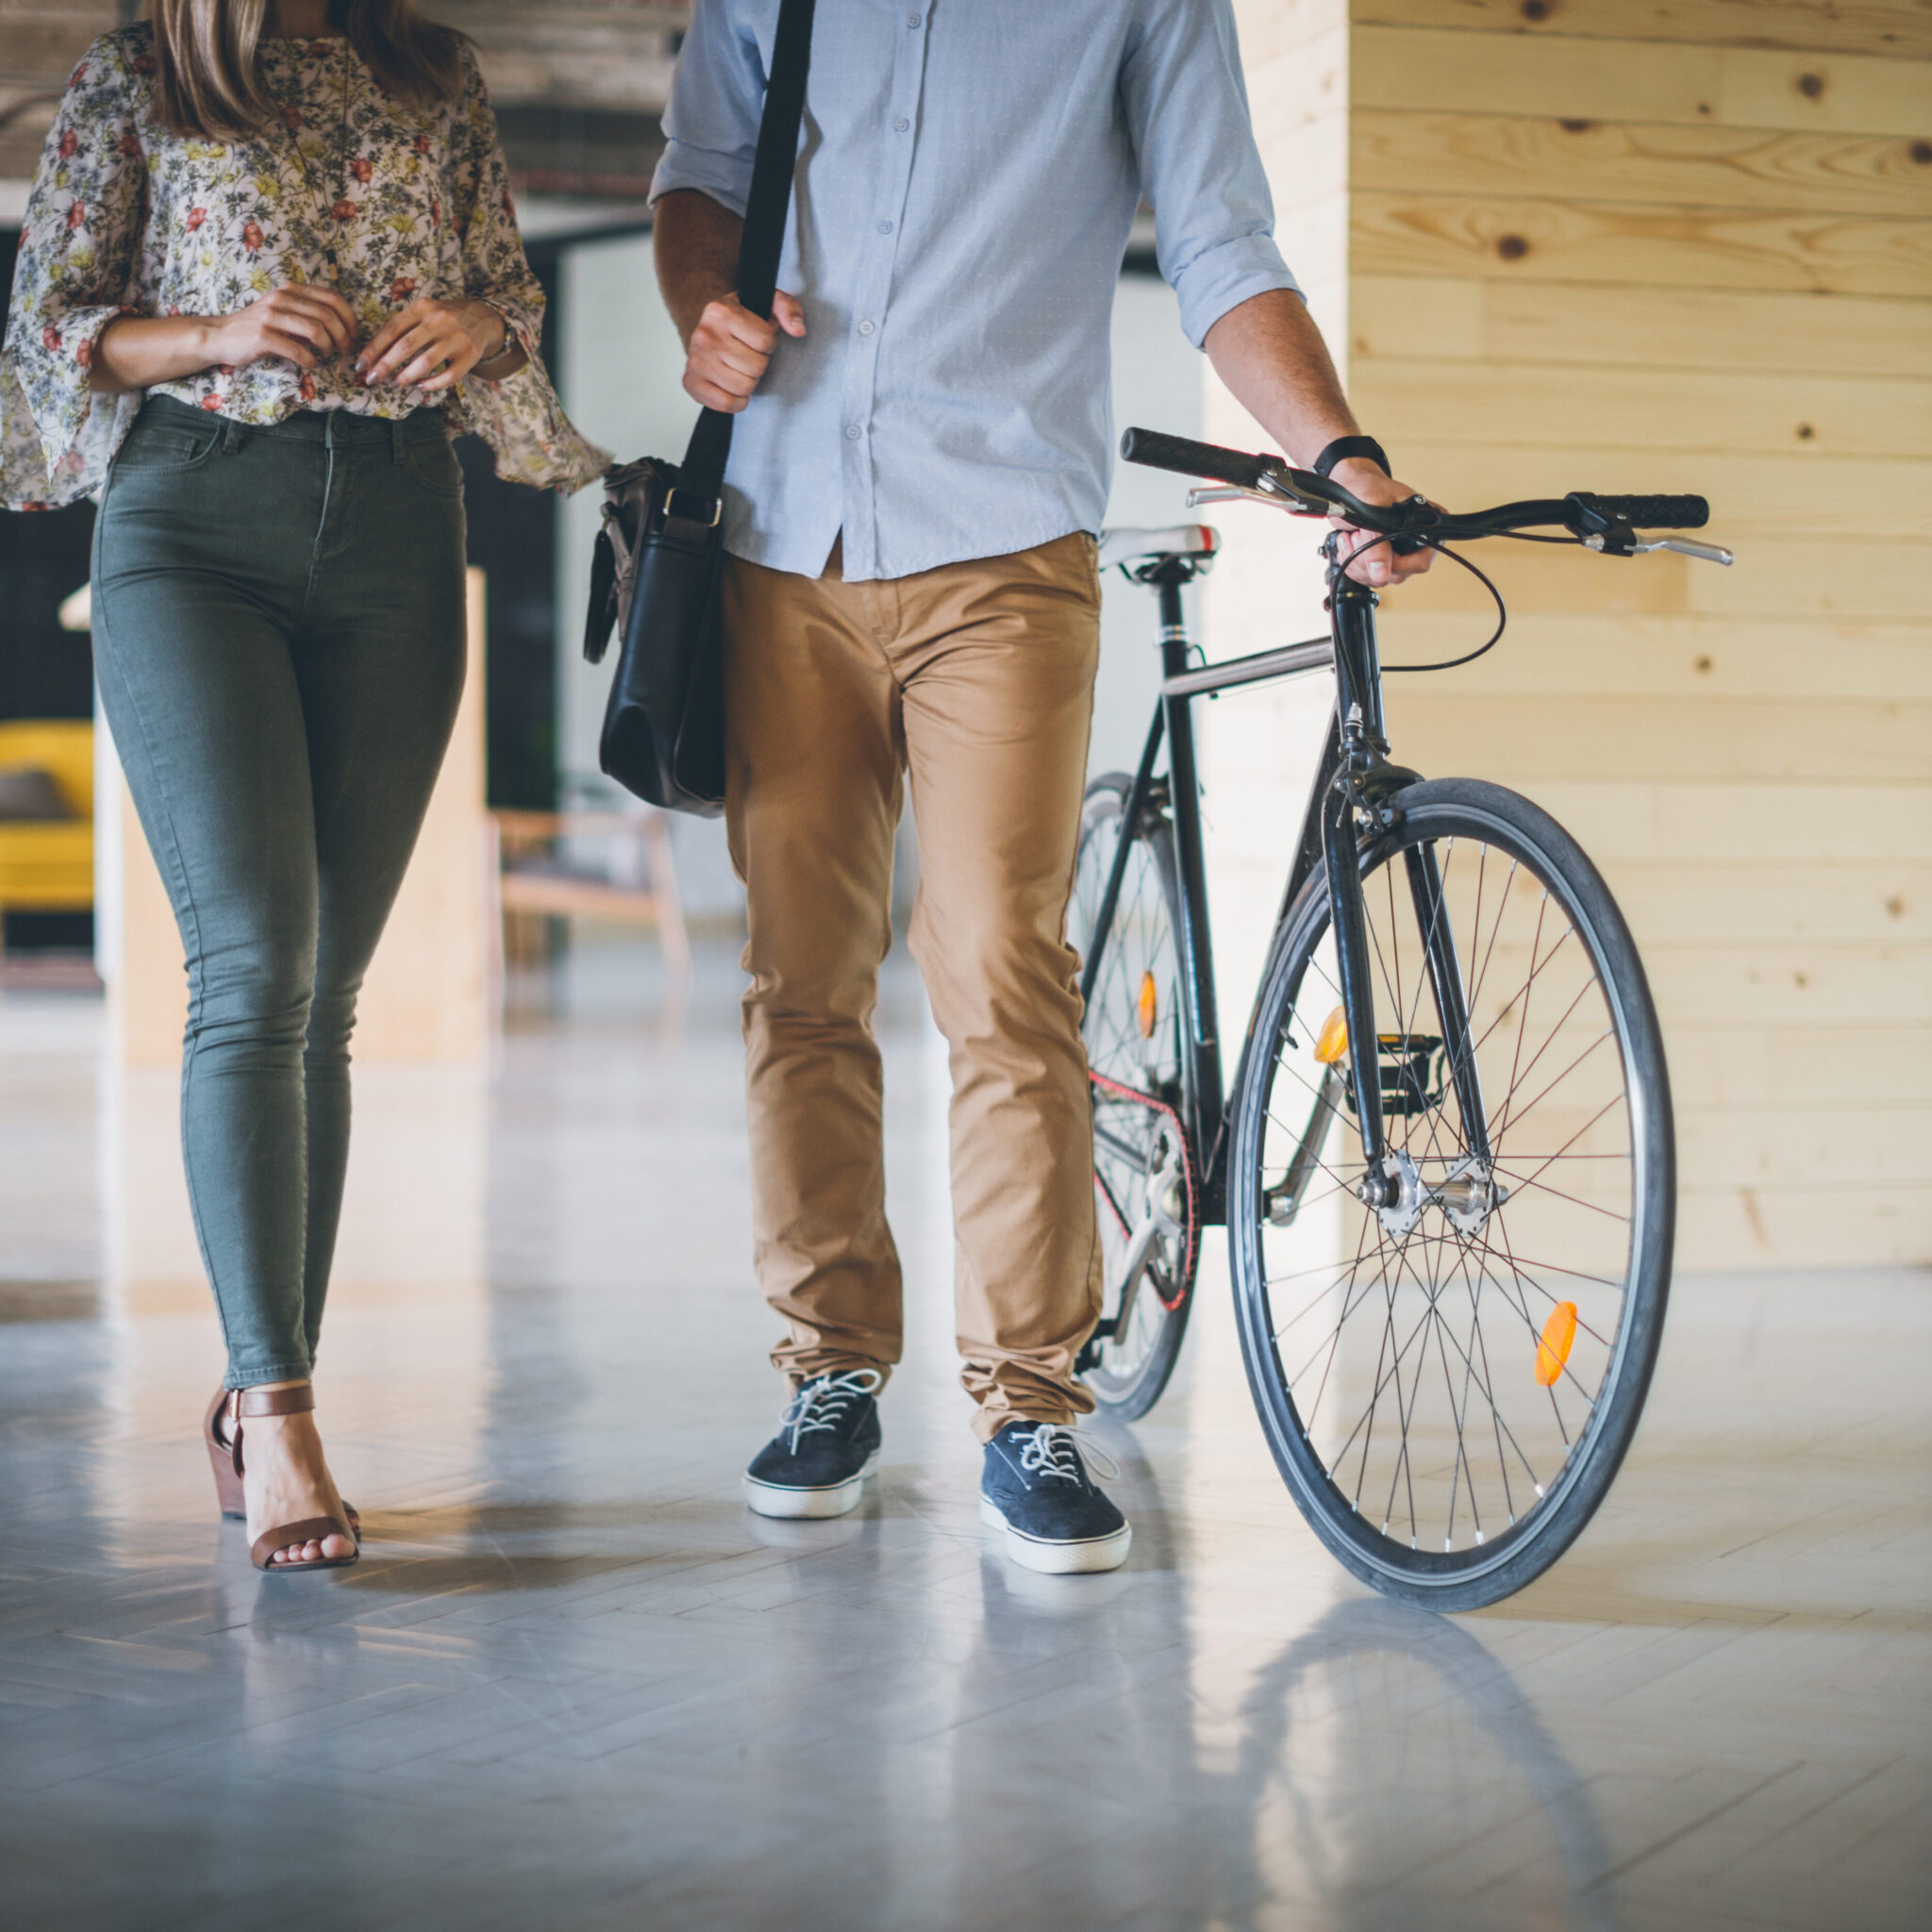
left=1345, top=0, right=1932, bottom=1267
left=1203, top=2, right=1356, bottom=1025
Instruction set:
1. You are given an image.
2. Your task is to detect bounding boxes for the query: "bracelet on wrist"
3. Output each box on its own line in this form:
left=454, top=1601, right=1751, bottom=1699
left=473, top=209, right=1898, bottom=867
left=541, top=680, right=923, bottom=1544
left=473, top=305, right=512, bottom=365
left=1312, top=435, right=1391, bottom=479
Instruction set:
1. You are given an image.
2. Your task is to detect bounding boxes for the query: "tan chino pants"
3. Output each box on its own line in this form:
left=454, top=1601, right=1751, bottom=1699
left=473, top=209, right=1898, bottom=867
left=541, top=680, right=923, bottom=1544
left=723, top=532, right=1103, bottom=1440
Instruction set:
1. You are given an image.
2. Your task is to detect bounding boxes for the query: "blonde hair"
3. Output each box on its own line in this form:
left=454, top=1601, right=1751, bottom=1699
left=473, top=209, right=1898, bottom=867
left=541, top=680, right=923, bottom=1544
left=152, top=0, right=461, bottom=141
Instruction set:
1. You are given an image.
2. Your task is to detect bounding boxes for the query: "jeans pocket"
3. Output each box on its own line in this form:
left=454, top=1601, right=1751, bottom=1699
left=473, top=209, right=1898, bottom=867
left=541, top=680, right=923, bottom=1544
left=403, top=435, right=465, bottom=499
left=112, top=423, right=223, bottom=474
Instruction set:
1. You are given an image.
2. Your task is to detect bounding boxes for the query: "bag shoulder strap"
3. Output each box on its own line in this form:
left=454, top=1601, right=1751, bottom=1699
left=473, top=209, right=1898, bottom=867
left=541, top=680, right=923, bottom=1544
left=675, top=0, right=816, bottom=508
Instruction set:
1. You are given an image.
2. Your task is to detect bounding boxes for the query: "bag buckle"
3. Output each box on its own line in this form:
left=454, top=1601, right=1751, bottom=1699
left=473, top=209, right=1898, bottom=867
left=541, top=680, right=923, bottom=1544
left=661, top=488, right=722, bottom=528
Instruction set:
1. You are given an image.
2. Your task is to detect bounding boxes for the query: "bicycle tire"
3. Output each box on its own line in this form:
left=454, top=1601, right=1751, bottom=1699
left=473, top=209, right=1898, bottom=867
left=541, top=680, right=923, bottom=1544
left=1229, top=778, right=1673, bottom=1608
left=1070, top=773, right=1200, bottom=1421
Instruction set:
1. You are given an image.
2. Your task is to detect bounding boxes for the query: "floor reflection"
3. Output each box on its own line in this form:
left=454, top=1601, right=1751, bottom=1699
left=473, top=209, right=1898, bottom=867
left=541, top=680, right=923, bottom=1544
left=0, top=949, right=1924, bottom=1932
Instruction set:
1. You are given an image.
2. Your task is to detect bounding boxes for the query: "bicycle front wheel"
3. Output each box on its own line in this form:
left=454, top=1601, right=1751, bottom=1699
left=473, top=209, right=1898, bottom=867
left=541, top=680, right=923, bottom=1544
left=1229, top=778, right=1674, bottom=1609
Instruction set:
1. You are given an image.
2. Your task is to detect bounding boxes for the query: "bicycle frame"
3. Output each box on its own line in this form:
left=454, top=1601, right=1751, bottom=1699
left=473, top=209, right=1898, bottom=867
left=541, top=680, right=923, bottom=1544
left=1077, top=556, right=1494, bottom=1225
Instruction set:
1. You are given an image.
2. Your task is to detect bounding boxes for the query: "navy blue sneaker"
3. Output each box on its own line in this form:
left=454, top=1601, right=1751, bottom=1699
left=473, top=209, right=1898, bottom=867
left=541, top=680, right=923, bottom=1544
left=980, top=1422, right=1132, bottom=1574
left=743, top=1370, right=883, bottom=1519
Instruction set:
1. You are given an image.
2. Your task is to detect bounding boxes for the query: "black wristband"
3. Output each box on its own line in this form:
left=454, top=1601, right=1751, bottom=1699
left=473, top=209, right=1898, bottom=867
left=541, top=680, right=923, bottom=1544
left=1312, top=435, right=1390, bottom=479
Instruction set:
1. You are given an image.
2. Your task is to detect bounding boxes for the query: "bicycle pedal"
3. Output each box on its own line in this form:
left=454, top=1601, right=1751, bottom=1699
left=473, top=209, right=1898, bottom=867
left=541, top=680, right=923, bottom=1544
left=1318, top=1008, right=1447, bottom=1119
left=1074, top=1322, right=1119, bottom=1376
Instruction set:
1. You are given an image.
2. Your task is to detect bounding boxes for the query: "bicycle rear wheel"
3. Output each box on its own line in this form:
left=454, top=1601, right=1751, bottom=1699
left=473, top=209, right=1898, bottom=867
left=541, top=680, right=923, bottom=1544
left=1229, top=778, right=1673, bottom=1608
left=1069, top=773, right=1200, bottom=1420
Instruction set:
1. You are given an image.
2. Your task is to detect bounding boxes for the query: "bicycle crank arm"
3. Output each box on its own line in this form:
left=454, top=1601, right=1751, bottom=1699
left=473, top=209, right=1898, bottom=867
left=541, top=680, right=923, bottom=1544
left=1263, top=1066, right=1341, bottom=1225
left=1104, top=1144, right=1186, bottom=1340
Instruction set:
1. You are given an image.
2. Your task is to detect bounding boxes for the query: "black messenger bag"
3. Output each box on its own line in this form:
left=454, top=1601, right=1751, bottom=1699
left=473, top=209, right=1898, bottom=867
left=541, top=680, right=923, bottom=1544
left=581, top=0, right=814, bottom=814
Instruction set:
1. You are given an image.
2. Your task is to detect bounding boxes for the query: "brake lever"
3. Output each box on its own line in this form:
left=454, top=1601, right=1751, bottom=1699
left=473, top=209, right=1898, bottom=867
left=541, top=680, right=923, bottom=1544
left=1188, top=484, right=1277, bottom=508
left=1189, top=475, right=1433, bottom=542
left=1186, top=482, right=1327, bottom=516
left=1641, top=536, right=1734, bottom=566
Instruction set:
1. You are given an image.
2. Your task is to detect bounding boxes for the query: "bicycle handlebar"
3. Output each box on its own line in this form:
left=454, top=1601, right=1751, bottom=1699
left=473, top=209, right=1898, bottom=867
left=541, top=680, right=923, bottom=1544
left=1117, top=426, right=1282, bottom=492
left=1119, top=427, right=1711, bottom=537
left=1574, top=492, right=1710, bottom=531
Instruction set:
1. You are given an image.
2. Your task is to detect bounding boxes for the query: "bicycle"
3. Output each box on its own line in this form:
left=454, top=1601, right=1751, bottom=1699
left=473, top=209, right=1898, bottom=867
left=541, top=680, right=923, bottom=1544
left=1072, top=426, right=1733, bottom=1609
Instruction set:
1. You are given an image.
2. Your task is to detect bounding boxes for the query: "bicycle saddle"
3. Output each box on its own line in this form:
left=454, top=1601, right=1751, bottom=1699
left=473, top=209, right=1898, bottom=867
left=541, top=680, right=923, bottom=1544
left=1097, top=524, right=1221, bottom=573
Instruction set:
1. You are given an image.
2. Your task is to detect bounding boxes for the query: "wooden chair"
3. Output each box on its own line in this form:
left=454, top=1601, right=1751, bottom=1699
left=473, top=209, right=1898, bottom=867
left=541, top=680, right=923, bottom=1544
left=488, top=808, right=691, bottom=989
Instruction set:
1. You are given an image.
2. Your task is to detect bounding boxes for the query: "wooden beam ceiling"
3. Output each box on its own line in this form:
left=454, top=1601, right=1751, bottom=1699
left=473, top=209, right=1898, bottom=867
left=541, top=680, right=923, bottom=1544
left=0, top=2, right=688, bottom=192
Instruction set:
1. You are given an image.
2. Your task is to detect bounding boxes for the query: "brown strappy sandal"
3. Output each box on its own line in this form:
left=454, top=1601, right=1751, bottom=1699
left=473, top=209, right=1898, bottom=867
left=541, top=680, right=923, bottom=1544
left=205, top=1386, right=359, bottom=1540
left=203, top=1387, right=359, bottom=1573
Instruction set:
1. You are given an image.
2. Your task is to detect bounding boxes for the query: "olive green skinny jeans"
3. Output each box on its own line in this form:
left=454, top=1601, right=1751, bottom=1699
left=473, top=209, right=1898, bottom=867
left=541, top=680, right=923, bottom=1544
left=91, top=396, right=467, bottom=1389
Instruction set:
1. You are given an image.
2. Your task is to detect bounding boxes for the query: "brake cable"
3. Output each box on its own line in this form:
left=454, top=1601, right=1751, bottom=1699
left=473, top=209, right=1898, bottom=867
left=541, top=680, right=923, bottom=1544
left=1331, top=527, right=1511, bottom=675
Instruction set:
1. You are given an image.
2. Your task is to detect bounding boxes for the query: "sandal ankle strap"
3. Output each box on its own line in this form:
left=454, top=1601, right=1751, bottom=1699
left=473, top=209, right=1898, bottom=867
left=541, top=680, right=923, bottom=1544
left=224, top=1385, right=316, bottom=1475
left=231, top=1384, right=316, bottom=1420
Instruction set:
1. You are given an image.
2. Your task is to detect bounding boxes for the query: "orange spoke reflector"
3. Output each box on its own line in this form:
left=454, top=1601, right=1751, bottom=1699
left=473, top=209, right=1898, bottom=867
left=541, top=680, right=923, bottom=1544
left=1314, top=1005, right=1349, bottom=1064
left=1535, top=1301, right=1578, bottom=1387
left=1137, top=972, right=1158, bottom=1040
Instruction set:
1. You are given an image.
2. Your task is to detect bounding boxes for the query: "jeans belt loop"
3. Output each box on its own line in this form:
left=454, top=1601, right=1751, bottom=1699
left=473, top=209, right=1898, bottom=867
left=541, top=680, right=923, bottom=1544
left=221, top=415, right=244, bottom=455
left=391, top=418, right=407, bottom=464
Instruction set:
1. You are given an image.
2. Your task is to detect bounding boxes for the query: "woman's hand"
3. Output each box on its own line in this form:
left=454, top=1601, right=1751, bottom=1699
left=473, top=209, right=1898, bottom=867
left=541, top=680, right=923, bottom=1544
left=205, top=283, right=358, bottom=372
left=356, top=297, right=520, bottom=393
left=91, top=284, right=359, bottom=393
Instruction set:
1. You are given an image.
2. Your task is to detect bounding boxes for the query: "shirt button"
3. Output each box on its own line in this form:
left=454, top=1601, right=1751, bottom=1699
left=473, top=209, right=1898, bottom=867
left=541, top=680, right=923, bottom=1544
left=893, top=116, right=909, bottom=133
left=877, top=220, right=893, bottom=235
left=858, top=320, right=875, bottom=336
left=845, top=425, right=862, bottom=441
left=907, top=11, right=922, bottom=25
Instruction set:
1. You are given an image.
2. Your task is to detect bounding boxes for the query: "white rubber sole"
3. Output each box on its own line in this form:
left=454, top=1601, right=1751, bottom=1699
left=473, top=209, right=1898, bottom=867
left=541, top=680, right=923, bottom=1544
left=979, top=1495, right=1133, bottom=1574
left=743, top=1450, right=879, bottom=1520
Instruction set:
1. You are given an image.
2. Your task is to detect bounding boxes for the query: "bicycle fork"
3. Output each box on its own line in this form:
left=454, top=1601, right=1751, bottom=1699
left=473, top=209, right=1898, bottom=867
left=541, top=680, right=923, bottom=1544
left=1320, top=570, right=1495, bottom=1218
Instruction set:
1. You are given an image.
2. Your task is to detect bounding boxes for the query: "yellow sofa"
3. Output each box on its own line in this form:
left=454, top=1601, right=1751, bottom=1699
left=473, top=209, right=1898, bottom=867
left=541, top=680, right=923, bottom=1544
left=0, top=720, right=94, bottom=920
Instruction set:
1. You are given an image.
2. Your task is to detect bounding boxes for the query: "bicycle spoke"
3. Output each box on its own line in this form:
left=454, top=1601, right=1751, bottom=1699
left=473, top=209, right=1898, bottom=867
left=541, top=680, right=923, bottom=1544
left=1487, top=991, right=1607, bottom=1146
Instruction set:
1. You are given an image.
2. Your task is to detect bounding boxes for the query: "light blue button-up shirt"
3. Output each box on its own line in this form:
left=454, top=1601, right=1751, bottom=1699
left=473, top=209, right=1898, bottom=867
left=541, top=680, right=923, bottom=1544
left=652, top=0, right=1299, bottom=581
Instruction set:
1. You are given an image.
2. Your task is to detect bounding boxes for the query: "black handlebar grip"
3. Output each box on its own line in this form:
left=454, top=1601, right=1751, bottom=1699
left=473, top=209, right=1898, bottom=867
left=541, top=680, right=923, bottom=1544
left=1120, top=426, right=1280, bottom=491
left=1581, top=492, right=1710, bottom=530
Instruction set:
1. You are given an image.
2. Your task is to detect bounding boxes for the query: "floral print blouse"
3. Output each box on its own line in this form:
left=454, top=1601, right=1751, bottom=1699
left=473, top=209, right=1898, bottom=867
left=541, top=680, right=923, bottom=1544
left=1, top=24, right=608, bottom=509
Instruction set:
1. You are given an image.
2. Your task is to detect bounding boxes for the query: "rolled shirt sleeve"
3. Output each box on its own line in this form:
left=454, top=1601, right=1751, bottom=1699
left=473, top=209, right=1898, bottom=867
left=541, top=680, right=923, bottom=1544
left=1122, top=0, right=1302, bottom=349
left=0, top=35, right=145, bottom=508
left=649, top=0, right=766, bottom=217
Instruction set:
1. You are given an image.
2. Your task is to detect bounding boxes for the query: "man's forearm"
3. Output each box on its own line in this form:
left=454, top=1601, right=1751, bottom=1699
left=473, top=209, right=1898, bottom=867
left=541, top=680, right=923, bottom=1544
left=655, top=190, right=745, bottom=348
left=1203, top=287, right=1431, bottom=587
left=1202, top=289, right=1359, bottom=472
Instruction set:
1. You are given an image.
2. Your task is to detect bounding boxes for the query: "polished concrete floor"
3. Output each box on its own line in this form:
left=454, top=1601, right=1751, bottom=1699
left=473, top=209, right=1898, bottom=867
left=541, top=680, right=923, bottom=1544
left=1, top=938, right=1926, bottom=1931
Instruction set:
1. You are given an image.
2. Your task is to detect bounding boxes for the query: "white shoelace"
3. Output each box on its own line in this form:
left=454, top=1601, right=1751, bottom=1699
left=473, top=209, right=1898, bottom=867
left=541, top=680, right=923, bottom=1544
left=781, top=1369, right=883, bottom=1454
left=1015, top=1423, right=1121, bottom=1487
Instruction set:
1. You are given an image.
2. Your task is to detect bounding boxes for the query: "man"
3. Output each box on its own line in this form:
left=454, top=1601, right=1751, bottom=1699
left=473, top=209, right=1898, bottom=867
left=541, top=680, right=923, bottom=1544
left=652, top=0, right=1429, bottom=1575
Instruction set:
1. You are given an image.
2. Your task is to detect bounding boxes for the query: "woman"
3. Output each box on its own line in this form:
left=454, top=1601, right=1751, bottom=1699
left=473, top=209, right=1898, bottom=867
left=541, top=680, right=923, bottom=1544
left=0, top=1, right=606, bottom=1571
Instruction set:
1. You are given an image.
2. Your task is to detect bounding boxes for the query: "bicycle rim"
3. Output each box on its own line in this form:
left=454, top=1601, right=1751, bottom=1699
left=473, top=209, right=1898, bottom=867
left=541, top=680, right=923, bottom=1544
left=1230, top=780, right=1673, bottom=1607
